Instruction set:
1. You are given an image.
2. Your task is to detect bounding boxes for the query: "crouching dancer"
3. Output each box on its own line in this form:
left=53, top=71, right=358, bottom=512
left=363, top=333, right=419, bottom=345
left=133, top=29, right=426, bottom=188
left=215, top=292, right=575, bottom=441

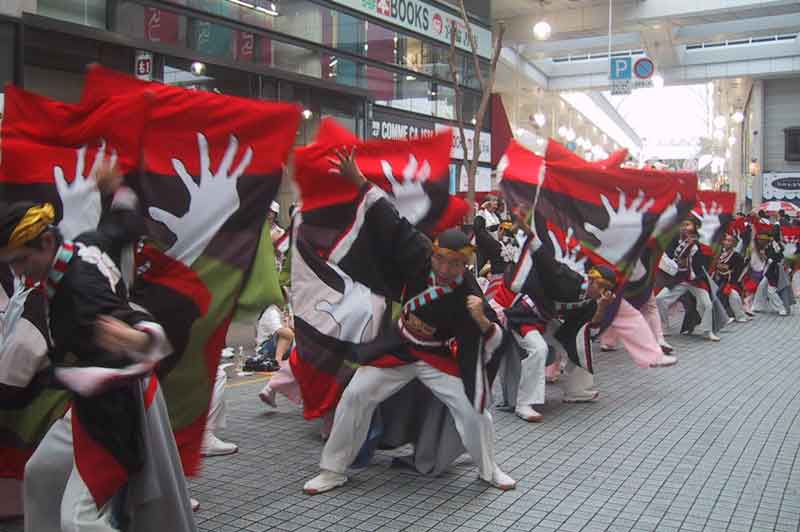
left=0, top=202, right=195, bottom=532
left=303, top=151, right=515, bottom=495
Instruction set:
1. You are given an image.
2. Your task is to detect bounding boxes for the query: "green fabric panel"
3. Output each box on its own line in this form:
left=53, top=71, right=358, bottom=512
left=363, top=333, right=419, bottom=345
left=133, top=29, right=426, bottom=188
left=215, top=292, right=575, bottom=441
left=161, top=254, right=243, bottom=430
left=0, top=389, right=69, bottom=445
left=234, top=221, right=285, bottom=323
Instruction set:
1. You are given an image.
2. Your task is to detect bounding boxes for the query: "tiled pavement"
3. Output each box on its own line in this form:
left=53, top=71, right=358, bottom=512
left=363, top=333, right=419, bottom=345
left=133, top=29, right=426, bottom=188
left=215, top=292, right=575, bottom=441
left=3, top=311, right=800, bottom=532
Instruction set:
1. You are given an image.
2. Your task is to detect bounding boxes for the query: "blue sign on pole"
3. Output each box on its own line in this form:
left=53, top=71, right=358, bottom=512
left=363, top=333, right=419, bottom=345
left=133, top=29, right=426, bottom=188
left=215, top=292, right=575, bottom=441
left=610, top=57, right=632, bottom=80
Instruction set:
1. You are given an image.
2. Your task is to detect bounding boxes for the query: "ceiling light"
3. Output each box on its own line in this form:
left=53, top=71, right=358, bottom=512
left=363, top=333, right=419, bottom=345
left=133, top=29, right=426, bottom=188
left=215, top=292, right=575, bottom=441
left=533, top=21, right=552, bottom=41
left=302, top=109, right=313, bottom=120
left=714, top=115, right=727, bottom=129
left=190, top=61, right=206, bottom=75
left=533, top=112, right=546, bottom=128
left=405, top=75, right=416, bottom=81
left=558, top=125, right=568, bottom=138
left=732, top=111, right=745, bottom=123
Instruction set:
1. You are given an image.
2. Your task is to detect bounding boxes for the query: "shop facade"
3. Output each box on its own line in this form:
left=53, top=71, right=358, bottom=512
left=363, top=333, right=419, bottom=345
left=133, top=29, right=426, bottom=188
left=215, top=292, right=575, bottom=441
left=0, top=0, right=492, bottom=210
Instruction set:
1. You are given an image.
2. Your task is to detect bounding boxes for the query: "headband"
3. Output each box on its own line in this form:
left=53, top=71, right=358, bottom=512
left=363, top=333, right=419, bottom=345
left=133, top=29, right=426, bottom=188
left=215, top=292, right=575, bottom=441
left=6, top=203, right=55, bottom=250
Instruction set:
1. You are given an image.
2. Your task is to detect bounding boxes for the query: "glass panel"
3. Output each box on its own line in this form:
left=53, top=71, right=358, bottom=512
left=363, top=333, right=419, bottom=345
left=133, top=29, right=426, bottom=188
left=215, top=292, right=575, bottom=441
left=158, top=0, right=484, bottom=89
left=272, top=40, right=322, bottom=78
left=115, top=3, right=187, bottom=47
left=37, top=0, right=107, bottom=29
left=162, top=60, right=252, bottom=97
left=434, top=83, right=455, bottom=120
left=369, top=68, right=434, bottom=116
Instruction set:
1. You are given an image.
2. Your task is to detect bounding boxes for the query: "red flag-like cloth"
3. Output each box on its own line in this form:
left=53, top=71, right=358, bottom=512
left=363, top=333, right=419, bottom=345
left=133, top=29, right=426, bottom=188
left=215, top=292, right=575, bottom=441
left=82, top=65, right=300, bottom=475
left=290, top=118, right=466, bottom=419
left=0, top=86, right=152, bottom=483
left=295, top=117, right=467, bottom=235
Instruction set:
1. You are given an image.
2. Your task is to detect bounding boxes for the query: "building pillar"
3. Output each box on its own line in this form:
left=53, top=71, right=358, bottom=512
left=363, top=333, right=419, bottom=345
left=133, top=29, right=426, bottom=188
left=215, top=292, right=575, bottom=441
left=749, top=79, right=765, bottom=209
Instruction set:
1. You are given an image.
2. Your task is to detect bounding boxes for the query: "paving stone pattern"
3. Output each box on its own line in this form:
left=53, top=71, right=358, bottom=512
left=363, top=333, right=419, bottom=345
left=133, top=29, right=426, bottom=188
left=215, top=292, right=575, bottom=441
left=2, top=312, right=799, bottom=532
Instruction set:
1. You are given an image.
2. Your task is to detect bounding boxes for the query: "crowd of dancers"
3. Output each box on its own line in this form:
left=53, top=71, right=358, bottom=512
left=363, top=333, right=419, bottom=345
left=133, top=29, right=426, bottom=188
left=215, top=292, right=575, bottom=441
left=1, top=102, right=799, bottom=532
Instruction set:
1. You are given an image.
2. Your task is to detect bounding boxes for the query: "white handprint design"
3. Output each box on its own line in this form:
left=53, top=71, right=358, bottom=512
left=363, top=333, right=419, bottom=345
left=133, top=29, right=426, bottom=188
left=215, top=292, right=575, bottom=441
left=694, top=201, right=723, bottom=246
left=548, top=227, right=587, bottom=275
left=314, top=262, right=380, bottom=344
left=54, top=141, right=117, bottom=240
left=0, top=276, right=35, bottom=351
left=584, top=189, right=654, bottom=265
left=653, top=193, right=681, bottom=238
left=149, top=133, right=252, bottom=267
left=381, top=155, right=432, bottom=224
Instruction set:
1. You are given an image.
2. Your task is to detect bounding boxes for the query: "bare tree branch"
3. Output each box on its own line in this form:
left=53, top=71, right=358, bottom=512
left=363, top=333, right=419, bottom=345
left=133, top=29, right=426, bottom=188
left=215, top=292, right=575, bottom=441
left=448, top=27, right=470, bottom=168
left=446, top=0, right=505, bottom=223
left=454, top=0, right=486, bottom=94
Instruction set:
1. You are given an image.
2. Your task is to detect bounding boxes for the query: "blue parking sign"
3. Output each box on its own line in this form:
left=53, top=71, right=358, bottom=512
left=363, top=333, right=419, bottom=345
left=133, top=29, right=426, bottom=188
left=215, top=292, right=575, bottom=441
left=610, top=57, right=631, bottom=80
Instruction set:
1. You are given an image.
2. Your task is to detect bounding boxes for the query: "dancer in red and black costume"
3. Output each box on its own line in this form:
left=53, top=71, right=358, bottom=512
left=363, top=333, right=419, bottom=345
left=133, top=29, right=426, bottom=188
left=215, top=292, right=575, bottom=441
left=713, top=232, right=750, bottom=323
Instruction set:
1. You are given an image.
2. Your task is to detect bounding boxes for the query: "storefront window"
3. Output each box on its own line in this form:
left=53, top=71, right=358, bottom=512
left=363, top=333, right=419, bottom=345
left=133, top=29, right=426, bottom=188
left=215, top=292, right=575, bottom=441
left=111, top=1, right=478, bottom=125
left=272, top=40, right=323, bottom=78
left=37, top=0, right=107, bottom=29
left=157, top=0, right=485, bottom=90
left=162, top=59, right=253, bottom=97
left=433, top=83, right=455, bottom=120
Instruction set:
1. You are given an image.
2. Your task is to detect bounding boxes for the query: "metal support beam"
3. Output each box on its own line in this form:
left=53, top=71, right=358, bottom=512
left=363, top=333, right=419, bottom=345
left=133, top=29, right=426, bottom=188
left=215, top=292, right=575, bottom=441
left=499, top=47, right=549, bottom=89
left=520, top=32, right=641, bottom=58
left=587, top=91, right=642, bottom=148
left=672, top=13, right=800, bottom=44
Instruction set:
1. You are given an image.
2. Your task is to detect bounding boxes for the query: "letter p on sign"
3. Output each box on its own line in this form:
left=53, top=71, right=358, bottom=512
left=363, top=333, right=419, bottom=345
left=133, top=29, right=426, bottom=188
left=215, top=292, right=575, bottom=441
left=610, top=57, right=631, bottom=80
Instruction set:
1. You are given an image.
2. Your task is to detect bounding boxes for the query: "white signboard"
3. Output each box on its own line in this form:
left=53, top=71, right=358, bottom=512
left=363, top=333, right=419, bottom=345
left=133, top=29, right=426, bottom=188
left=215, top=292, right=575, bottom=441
left=435, top=124, right=491, bottom=163
left=332, top=0, right=493, bottom=59
left=763, top=172, right=800, bottom=200
left=454, top=165, right=492, bottom=193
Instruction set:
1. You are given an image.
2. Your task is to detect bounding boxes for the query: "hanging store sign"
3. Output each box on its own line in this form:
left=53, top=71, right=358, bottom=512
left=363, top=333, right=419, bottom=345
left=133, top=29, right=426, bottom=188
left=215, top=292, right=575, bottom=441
left=135, top=50, right=153, bottom=81
left=763, top=172, right=800, bottom=200
left=332, top=0, right=493, bottom=59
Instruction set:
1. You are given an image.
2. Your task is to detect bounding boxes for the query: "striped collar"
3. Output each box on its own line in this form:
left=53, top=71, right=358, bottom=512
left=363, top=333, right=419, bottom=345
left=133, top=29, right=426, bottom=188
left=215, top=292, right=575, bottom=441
left=402, top=271, right=462, bottom=317
left=45, top=241, right=76, bottom=299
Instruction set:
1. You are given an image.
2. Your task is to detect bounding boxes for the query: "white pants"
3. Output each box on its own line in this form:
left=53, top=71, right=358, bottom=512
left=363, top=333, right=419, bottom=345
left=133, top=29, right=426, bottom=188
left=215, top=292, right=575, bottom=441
left=561, top=359, right=595, bottom=397
left=753, top=277, right=787, bottom=314
left=320, top=363, right=496, bottom=480
left=512, top=330, right=548, bottom=408
left=25, top=411, right=116, bottom=532
left=793, top=271, right=800, bottom=298
left=206, top=365, right=228, bottom=432
left=61, top=465, right=117, bottom=532
left=657, top=283, right=713, bottom=334
left=728, top=290, right=747, bottom=321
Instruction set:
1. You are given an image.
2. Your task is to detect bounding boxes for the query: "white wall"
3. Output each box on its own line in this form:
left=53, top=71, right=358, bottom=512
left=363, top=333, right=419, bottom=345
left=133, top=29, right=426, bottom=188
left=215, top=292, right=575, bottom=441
left=764, top=78, right=800, bottom=173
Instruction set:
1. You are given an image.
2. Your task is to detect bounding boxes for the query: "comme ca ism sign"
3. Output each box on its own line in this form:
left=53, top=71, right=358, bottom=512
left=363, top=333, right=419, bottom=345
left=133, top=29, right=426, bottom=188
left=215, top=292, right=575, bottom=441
left=371, top=113, right=435, bottom=140
left=334, top=0, right=493, bottom=59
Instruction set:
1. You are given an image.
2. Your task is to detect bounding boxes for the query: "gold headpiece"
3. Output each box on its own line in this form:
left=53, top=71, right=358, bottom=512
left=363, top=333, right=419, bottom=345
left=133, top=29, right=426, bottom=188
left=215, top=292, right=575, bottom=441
left=7, top=203, right=55, bottom=249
